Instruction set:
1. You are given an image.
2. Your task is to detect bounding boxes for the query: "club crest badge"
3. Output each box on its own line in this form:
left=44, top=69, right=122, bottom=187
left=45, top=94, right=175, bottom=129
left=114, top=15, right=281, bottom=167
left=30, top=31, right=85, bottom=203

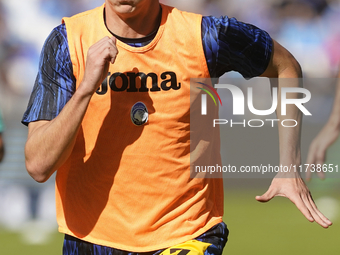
left=130, top=102, right=149, bottom=126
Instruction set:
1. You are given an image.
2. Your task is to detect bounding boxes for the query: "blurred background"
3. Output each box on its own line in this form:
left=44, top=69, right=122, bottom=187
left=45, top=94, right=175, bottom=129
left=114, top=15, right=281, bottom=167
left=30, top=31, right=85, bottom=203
left=0, top=0, right=339, bottom=254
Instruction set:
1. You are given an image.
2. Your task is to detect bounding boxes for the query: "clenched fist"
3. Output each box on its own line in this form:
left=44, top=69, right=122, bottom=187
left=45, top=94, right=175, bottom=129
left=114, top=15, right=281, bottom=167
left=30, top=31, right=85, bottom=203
left=81, top=36, right=118, bottom=96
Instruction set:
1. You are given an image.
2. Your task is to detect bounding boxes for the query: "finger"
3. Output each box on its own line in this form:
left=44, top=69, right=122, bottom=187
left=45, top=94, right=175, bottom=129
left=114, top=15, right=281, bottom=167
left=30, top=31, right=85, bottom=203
left=306, top=143, right=316, bottom=165
left=305, top=146, right=316, bottom=182
left=317, top=171, right=326, bottom=180
left=289, top=194, right=314, bottom=222
left=255, top=188, right=276, bottom=202
left=307, top=195, right=332, bottom=227
left=315, top=151, right=327, bottom=180
left=105, top=37, right=118, bottom=62
left=89, top=37, right=117, bottom=60
left=90, top=36, right=113, bottom=51
left=300, top=194, right=329, bottom=228
left=305, top=166, right=312, bottom=182
left=110, top=36, right=117, bottom=44
left=315, top=152, right=326, bottom=166
left=98, top=40, right=118, bottom=64
left=305, top=146, right=327, bottom=181
left=105, top=46, right=118, bottom=64
left=106, top=36, right=117, bottom=48
left=109, top=37, right=118, bottom=63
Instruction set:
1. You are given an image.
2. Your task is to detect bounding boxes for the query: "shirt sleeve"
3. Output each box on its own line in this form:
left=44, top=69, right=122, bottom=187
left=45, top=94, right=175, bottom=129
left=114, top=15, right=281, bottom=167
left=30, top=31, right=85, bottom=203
left=22, top=23, right=75, bottom=126
left=201, top=16, right=273, bottom=78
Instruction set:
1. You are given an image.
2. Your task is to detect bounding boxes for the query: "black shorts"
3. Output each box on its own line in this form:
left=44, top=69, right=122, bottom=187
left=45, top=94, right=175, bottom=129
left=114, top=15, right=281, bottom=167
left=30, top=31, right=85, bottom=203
left=63, top=222, right=229, bottom=255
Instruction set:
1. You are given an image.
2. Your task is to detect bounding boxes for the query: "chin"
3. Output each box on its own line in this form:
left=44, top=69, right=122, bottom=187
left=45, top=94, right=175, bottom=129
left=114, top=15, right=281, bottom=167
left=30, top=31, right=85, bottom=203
left=116, top=5, right=136, bottom=14
left=109, top=1, right=139, bottom=15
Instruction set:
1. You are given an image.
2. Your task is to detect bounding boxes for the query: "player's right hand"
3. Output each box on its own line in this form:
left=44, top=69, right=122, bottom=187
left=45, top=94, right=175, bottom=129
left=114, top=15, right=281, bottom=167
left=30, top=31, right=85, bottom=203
left=80, top=36, right=118, bottom=96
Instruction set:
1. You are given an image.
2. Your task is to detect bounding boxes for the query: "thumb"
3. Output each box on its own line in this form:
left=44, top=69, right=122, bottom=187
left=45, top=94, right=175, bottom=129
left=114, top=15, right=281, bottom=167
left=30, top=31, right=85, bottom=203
left=109, top=36, right=118, bottom=64
left=255, top=189, right=275, bottom=203
left=110, top=36, right=117, bottom=44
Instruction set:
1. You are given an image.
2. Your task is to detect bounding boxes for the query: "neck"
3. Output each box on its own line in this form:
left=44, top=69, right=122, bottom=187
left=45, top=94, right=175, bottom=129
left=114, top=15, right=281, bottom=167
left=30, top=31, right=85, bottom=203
left=105, top=1, right=161, bottom=39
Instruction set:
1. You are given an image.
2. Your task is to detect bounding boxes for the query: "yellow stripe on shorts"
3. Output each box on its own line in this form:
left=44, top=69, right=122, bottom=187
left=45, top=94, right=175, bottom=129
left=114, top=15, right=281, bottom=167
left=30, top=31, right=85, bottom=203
left=160, top=240, right=212, bottom=255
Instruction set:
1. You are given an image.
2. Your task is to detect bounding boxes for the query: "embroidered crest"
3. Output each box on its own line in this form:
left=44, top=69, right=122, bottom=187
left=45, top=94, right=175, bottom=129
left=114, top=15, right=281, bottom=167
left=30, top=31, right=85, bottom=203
left=130, top=102, right=149, bottom=126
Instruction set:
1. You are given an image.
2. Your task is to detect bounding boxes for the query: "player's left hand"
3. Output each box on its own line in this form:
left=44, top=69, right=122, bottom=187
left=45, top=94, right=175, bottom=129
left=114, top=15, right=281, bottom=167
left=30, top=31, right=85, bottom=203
left=305, top=121, right=340, bottom=181
left=255, top=174, right=333, bottom=228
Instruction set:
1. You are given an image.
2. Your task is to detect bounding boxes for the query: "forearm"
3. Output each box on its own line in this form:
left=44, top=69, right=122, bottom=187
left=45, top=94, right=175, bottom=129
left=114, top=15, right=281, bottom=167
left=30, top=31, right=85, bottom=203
left=25, top=85, right=92, bottom=182
left=326, top=75, right=340, bottom=129
left=256, top=37, right=332, bottom=229
left=25, top=36, right=117, bottom=183
left=277, top=74, right=302, bottom=170
left=265, top=40, right=303, bottom=171
left=304, top=69, right=340, bottom=172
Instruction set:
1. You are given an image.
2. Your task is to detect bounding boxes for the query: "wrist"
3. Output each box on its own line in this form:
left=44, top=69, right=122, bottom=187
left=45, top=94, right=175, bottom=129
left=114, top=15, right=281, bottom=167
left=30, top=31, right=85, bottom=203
left=76, top=81, right=97, bottom=99
left=327, top=114, right=340, bottom=131
left=276, top=163, right=302, bottom=178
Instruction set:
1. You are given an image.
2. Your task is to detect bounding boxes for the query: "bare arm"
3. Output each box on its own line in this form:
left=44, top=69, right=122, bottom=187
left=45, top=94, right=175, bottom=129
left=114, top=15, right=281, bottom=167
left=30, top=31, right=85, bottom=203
left=306, top=69, right=340, bottom=180
left=260, top=40, right=302, bottom=169
left=25, top=36, right=118, bottom=183
left=255, top=40, right=332, bottom=228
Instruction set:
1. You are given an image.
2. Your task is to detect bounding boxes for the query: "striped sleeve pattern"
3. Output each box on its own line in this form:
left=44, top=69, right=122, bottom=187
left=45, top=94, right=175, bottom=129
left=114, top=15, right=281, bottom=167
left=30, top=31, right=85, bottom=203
left=201, top=16, right=273, bottom=78
left=22, top=23, right=75, bottom=126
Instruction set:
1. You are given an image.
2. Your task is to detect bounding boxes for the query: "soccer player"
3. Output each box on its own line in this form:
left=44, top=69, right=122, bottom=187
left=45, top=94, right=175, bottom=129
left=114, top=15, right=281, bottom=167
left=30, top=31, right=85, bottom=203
left=306, top=68, right=340, bottom=180
left=0, top=109, right=4, bottom=162
left=22, top=0, right=332, bottom=254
